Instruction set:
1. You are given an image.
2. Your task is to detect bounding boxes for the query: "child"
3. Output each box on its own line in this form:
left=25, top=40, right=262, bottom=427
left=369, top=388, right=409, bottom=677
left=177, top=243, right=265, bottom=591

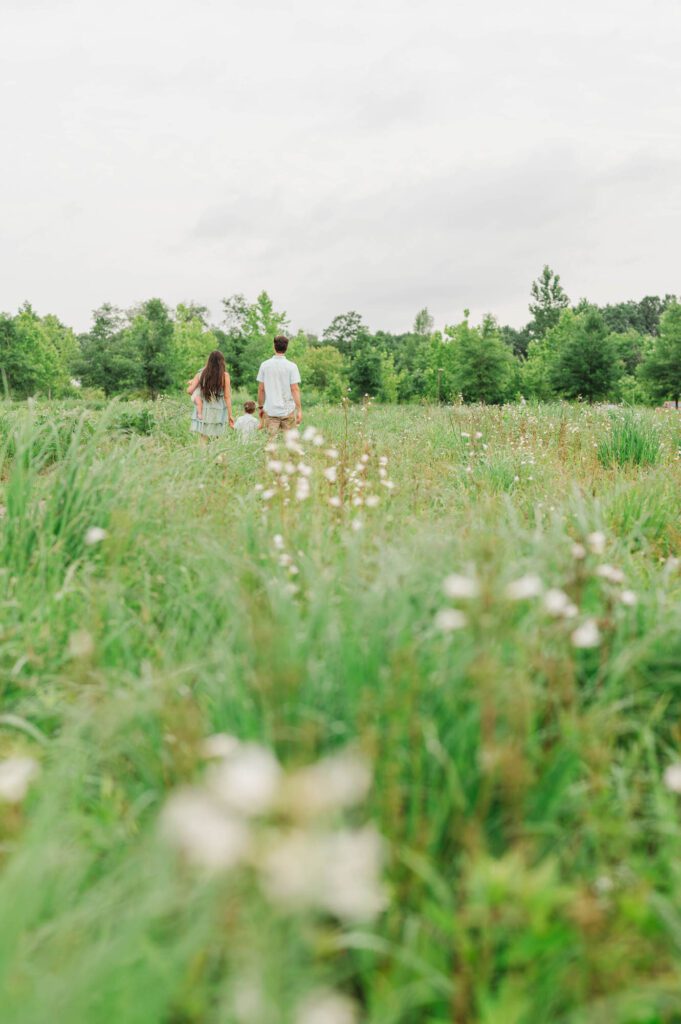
left=234, top=400, right=260, bottom=442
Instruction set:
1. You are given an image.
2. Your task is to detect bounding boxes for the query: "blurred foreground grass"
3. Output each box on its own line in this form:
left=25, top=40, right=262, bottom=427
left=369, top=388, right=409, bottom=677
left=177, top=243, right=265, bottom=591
left=0, top=398, right=680, bottom=1024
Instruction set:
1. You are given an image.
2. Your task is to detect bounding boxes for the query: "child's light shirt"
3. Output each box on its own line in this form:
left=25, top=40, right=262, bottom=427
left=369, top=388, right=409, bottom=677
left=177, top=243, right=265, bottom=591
left=234, top=413, right=259, bottom=441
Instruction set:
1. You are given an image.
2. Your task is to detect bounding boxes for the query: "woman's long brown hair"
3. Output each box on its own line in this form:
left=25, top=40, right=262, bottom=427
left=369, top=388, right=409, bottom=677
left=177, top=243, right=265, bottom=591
left=199, top=350, right=226, bottom=401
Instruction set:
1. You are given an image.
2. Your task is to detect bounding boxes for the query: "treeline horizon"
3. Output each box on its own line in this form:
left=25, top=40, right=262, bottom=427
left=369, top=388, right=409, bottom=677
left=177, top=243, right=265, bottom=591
left=1, top=266, right=679, bottom=406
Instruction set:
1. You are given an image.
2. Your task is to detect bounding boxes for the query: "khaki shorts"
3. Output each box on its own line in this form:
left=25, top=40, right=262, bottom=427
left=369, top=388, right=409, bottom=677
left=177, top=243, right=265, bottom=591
left=263, top=411, right=296, bottom=436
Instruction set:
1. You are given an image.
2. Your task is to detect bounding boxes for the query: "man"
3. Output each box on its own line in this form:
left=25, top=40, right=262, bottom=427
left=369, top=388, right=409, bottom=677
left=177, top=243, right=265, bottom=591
left=256, top=335, right=303, bottom=436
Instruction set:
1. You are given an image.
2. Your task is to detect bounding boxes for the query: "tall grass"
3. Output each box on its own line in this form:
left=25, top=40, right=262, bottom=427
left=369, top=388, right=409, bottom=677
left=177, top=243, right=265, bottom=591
left=597, top=410, right=663, bottom=468
left=0, top=400, right=680, bottom=1022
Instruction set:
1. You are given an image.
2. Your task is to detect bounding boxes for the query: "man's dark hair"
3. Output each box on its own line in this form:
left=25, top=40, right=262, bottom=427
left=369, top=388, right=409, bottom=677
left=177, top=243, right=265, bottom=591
left=273, top=335, right=289, bottom=353
left=244, top=400, right=256, bottom=414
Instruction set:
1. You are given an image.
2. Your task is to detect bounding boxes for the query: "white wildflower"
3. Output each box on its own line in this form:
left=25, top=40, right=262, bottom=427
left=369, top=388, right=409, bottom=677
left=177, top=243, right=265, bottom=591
left=281, top=748, right=371, bottom=819
left=620, top=589, right=637, bottom=606
left=206, top=743, right=282, bottom=817
left=200, top=733, right=241, bottom=760
left=0, top=756, right=39, bottom=803
left=351, top=518, right=363, bottom=532
left=571, top=619, right=601, bottom=649
left=296, top=990, right=358, bottom=1024
left=571, top=542, right=587, bottom=560
left=365, top=494, right=380, bottom=508
left=284, top=462, right=296, bottom=475
left=505, top=574, right=543, bottom=600
left=302, top=426, right=318, bottom=442
left=328, top=496, right=342, bottom=508
left=596, top=564, right=625, bottom=584
left=435, top=608, right=467, bottom=632
left=296, top=477, right=311, bottom=501
left=261, top=826, right=385, bottom=921
left=587, top=531, right=606, bottom=555
left=381, top=480, right=395, bottom=490
left=360, top=453, right=370, bottom=464
left=68, top=629, right=94, bottom=659
left=312, top=435, right=324, bottom=447
left=442, top=574, right=479, bottom=600
left=160, top=788, right=250, bottom=871
left=325, top=448, right=339, bottom=460
left=378, top=455, right=388, bottom=467
left=663, top=763, right=681, bottom=794
left=297, top=462, right=313, bottom=478
left=285, top=434, right=304, bottom=455
left=273, top=534, right=285, bottom=550
left=323, top=466, right=337, bottom=484
left=84, top=527, right=107, bottom=546
left=594, top=875, right=614, bottom=896
left=262, top=489, right=276, bottom=501
left=267, top=460, right=283, bottom=474
left=543, top=589, right=571, bottom=617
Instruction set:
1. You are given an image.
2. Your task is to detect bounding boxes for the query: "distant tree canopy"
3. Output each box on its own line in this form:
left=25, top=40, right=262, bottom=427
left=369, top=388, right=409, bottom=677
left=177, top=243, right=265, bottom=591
left=0, top=269, right=677, bottom=405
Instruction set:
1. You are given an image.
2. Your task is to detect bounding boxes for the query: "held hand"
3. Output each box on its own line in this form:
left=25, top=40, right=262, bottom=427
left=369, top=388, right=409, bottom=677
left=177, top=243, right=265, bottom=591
left=229, top=417, right=235, bottom=429
left=296, top=410, right=303, bottom=425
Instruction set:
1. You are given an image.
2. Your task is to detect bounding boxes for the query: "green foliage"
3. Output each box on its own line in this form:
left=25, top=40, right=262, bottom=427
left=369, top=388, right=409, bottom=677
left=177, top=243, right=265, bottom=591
left=348, top=334, right=383, bottom=398
left=550, top=307, right=617, bottom=401
left=172, top=303, right=218, bottom=386
left=444, top=313, right=514, bottom=403
left=528, top=265, right=570, bottom=340
left=0, top=304, right=77, bottom=397
left=413, top=307, right=434, bottom=336
left=597, top=411, right=663, bottom=468
left=77, top=304, right=142, bottom=396
left=297, top=344, right=347, bottom=402
left=601, top=294, right=677, bottom=336
left=3, top=272, right=680, bottom=409
left=322, top=310, right=366, bottom=350
left=640, top=301, right=681, bottom=406
left=128, top=299, right=175, bottom=399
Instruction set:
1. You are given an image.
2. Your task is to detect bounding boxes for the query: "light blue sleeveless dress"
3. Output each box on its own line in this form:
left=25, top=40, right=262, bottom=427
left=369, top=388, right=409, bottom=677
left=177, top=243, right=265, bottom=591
left=191, top=386, right=227, bottom=437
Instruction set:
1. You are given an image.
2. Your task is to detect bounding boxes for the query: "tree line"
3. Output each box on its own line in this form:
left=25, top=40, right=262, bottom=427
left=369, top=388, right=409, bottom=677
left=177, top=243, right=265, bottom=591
left=1, top=268, right=679, bottom=405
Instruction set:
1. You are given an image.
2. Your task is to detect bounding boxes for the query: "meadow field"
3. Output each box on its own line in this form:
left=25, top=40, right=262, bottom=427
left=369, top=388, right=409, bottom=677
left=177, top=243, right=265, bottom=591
left=1, top=397, right=680, bottom=1024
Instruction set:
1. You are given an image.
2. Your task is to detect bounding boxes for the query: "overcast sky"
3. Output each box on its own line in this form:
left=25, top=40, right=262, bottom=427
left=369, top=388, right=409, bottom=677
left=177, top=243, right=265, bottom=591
left=2, top=0, right=680, bottom=335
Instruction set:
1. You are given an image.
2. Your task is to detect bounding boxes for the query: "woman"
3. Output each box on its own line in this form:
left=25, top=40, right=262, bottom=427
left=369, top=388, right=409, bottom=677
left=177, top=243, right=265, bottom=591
left=187, top=350, right=235, bottom=442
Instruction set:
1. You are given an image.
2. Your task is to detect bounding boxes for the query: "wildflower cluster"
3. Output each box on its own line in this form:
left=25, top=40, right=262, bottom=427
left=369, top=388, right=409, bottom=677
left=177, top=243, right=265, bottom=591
left=435, top=528, right=641, bottom=650
left=160, top=736, right=385, bottom=923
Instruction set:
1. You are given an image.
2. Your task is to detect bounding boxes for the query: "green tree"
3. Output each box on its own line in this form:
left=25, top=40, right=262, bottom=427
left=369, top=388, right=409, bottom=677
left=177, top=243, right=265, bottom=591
left=640, top=301, right=681, bottom=407
left=4, top=304, right=76, bottom=397
left=298, top=345, right=347, bottom=402
left=322, top=311, right=366, bottom=351
left=173, top=304, right=218, bottom=386
left=500, top=324, right=531, bottom=358
left=378, top=353, right=400, bottom=403
left=128, top=299, right=175, bottom=398
left=231, top=291, right=289, bottom=386
left=528, top=265, right=569, bottom=340
left=550, top=308, right=616, bottom=401
left=413, top=308, right=434, bottom=337
left=77, top=304, right=142, bottom=396
left=349, top=336, right=382, bottom=399
left=444, top=313, right=514, bottom=404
